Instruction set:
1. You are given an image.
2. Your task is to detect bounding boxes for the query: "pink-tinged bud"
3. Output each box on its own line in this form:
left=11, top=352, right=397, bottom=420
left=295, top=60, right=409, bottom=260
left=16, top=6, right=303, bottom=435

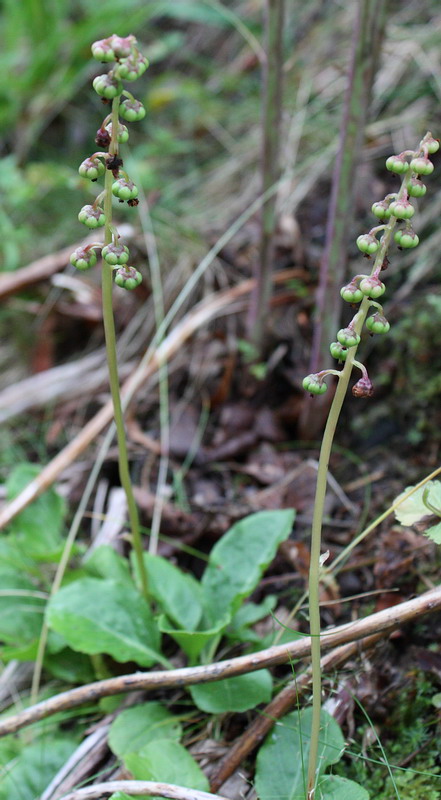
left=109, top=34, right=136, bottom=59
left=352, top=376, right=374, bottom=398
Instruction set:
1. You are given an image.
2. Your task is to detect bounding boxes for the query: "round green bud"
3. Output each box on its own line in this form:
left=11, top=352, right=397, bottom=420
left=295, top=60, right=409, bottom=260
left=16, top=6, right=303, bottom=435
left=406, top=178, right=427, bottom=198
left=102, top=243, right=130, bottom=265
left=70, top=247, right=98, bottom=270
left=114, top=266, right=142, bottom=290
left=302, top=374, right=327, bottom=395
left=92, top=74, right=122, bottom=100
left=78, top=204, right=105, bottom=229
left=337, top=327, right=361, bottom=348
left=117, top=55, right=148, bottom=82
left=340, top=283, right=364, bottom=304
left=371, top=201, right=391, bottom=219
left=359, top=276, right=386, bottom=298
left=119, top=98, right=146, bottom=122
left=105, top=122, right=129, bottom=144
left=385, top=155, right=409, bottom=174
left=425, top=137, right=439, bottom=155
left=389, top=200, right=414, bottom=219
left=112, top=178, right=138, bottom=201
left=91, top=39, right=115, bottom=62
left=330, top=342, right=348, bottom=362
left=356, top=234, right=379, bottom=255
left=397, top=230, right=419, bottom=249
left=410, top=157, right=434, bottom=175
left=78, top=157, right=105, bottom=181
left=366, top=313, right=390, bottom=334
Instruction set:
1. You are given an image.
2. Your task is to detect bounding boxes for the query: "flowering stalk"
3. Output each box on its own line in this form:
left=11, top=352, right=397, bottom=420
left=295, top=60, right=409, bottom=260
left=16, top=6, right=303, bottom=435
left=303, top=132, right=438, bottom=799
left=71, top=35, right=148, bottom=599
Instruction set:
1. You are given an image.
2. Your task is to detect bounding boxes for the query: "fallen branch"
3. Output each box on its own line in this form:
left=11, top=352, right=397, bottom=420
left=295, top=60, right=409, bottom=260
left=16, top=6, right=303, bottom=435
left=1, top=586, right=440, bottom=737
left=59, top=781, right=229, bottom=800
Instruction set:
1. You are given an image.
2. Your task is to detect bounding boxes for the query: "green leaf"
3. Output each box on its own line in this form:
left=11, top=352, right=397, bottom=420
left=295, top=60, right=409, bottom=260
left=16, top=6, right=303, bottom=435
left=317, top=775, right=370, bottom=800
left=124, top=739, right=209, bottom=792
left=85, top=545, right=132, bottom=585
left=158, top=613, right=230, bottom=662
left=201, top=509, right=295, bottom=625
left=0, top=570, right=46, bottom=661
left=229, top=596, right=278, bottom=629
left=426, top=521, right=441, bottom=544
left=0, top=737, right=77, bottom=800
left=43, top=648, right=96, bottom=683
left=6, top=463, right=65, bottom=558
left=143, top=554, right=203, bottom=631
left=255, top=708, right=345, bottom=800
left=190, top=670, right=273, bottom=713
left=109, top=701, right=182, bottom=758
left=394, top=481, right=441, bottom=525
left=47, top=578, right=167, bottom=667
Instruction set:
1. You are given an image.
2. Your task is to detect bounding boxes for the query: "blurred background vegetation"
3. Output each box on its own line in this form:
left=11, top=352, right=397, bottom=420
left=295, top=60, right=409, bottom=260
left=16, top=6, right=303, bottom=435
left=1, top=0, right=441, bottom=449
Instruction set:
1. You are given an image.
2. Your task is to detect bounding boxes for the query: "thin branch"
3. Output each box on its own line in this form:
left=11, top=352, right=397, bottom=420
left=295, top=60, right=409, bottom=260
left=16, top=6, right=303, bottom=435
left=59, top=781, right=229, bottom=800
left=1, top=586, right=440, bottom=738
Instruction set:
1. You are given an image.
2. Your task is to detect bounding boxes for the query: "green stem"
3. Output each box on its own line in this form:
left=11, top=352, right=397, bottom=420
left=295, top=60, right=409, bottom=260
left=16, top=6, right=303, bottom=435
left=306, top=169, right=409, bottom=798
left=101, top=97, right=148, bottom=601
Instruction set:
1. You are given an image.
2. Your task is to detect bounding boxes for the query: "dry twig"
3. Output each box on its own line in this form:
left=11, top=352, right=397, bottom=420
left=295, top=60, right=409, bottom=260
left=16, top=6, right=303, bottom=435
left=59, top=781, right=229, bottom=800
left=1, top=586, right=440, bottom=738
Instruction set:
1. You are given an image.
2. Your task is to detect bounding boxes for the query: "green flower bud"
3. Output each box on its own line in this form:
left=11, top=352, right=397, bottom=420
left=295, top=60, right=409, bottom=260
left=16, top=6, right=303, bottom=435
left=359, top=276, right=385, bottom=298
left=385, top=155, right=409, bottom=174
left=389, top=199, right=414, bottom=219
left=340, top=282, right=364, bottom=304
left=91, top=39, right=115, bottom=62
left=78, top=204, right=105, bottom=229
left=92, top=74, right=122, bottom=100
left=119, top=98, right=146, bottom=122
left=337, top=327, right=361, bottom=348
left=425, top=137, right=439, bottom=155
left=371, top=201, right=391, bottom=219
left=366, top=312, right=390, bottom=334
left=102, top=243, right=130, bottom=265
left=117, top=55, right=148, bottom=82
left=112, top=177, right=139, bottom=201
left=78, top=157, right=105, bottom=181
left=410, top=156, right=434, bottom=175
left=356, top=234, right=379, bottom=255
left=397, top=230, right=419, bottom=249
left=105, top=122, right=129, bottom=143
left=406, top=177, right=427, bottom=198
left=302, top=374, right=328, bottom=395
left=330, top=342, right=348, bottom=362
left=114, top=265, right=142, bottom=290
left=70, top=246, right=98, bottom=270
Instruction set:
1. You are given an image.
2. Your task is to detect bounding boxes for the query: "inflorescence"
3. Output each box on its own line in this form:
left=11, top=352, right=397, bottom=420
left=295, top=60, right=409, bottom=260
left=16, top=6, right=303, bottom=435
left=303, top=132, right=439, bottom=398
left=70, top=34, right=147, bottom=290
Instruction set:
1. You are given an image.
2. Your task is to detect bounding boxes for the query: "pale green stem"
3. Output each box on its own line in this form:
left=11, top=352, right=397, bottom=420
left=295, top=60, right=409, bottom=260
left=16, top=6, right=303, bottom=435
left=306, top=170, right=409, bottom=798
left=101, top=96, right=148, bottom=600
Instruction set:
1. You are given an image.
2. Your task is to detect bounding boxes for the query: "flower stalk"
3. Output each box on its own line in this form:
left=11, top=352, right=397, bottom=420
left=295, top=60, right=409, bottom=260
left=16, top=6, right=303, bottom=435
left=72, top=34, right=149, bottom=599
left=304, top=132, right=438, bottom=798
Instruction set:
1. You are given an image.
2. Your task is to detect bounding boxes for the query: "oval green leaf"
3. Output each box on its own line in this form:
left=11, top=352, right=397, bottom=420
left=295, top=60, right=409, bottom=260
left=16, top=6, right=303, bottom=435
left=47, top=577, right=166, bottom=667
